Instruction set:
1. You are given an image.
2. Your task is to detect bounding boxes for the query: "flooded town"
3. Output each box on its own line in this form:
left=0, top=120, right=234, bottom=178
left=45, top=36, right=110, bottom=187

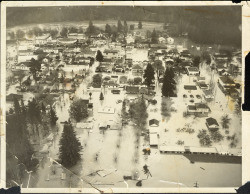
left=4, top=6, right=242, bottom=189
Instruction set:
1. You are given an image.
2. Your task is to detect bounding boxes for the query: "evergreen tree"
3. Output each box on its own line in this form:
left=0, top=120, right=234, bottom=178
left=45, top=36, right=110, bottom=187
left=96, top=50, right=104, bottom=62
left=138, top=21, right=143, bottom=29
left=49, top=106, right=58, bottom=126
left=130, top=24, right=134, bottom=31
left=69, top=99, right=88, bottom=122
left=105, top=24, right=112, bottom=35
left=151, top=29, right=158, bottom=44
left=86, top=20, right=96, bottom=35
left=59, top=123, right=82, bottom=168
left=41, top=103, right=46, bottom=113
left=161, top=67, right=176, bottom=97
left=99, top=92, right=104, bottom=101
left=16, top=30, right=25, bottom=39
left=60, top=27, right=68, bottom=37
left=117, top=20, right=123, bottom=32
left=124, top=20, right=128, bottom=34
left=192, top=56, right=201, bottom=68
left=13, top=97, right=21, bottom=115
left=27, top=98, right=41, bottom=124
left=143, top=63, right=155, bottom=91
left=129, top=96, right=148, bottom=130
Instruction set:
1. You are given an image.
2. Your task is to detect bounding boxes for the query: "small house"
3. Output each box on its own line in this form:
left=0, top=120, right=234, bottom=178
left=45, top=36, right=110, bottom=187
left=126, top=86, right=140, bottom=94
left=206, top=117, right=219, bottom=131
left=149, top=119, right=159, bottom=127
left=186, top=67, right=200, bottom=76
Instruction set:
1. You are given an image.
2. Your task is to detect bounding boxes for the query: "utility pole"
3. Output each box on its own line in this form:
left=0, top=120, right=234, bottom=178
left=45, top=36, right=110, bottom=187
left=194, top=181, right=199, bottom=188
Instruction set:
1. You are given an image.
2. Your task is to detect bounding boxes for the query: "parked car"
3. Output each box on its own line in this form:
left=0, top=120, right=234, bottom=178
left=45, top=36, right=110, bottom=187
left=196, top=95, right=201, bottom=99
left=111, top=89, right=121, bottom=94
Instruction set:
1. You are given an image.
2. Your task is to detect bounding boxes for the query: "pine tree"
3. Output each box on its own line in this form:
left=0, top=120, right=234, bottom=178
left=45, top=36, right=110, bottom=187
left=117, top=20, right=123, bottom=32
left=96, top=50, right=104, bottom=62
left=138, top=21, right=143, bottom=29
left=143, top=63, right=155, bottom=91
left=105, top=24, right=112, bottom=35
left=99, top=92, right=104, bottom=101
left=124, top=20, right=128, bottom=34
left=151, top=29, right=158, bottom=44
left=59, top=123, right=82, bottom=168
left=49, top=106, right=58, bottom=126
left=13, top=97, right=21, bottom=115
left=161, top=67, right=176, bottom=97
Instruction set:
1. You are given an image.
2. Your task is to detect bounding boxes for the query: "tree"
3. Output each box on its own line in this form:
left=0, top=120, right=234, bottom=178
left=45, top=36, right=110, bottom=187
left=130, top=24, right=134, bottom=31
left=59, top=123, right=82, bottom=168
left=151, top=29, right=158, bottom=44
left=121, top=100, right=128, bottom=119
left=69, top=99, right=88, bottom=122
left=221, top=114, right=231, bottom=129
left=192, top=56, right=201, bottom=68
left=134, top=77, right=142, bottom=85
left=138, top=21, right=142, bottom=29
left=8, top=31, right=15, bottom=40
left=99, top=92, right=104, bottom=101
left=161, top=98, right=174, bottom=118
left=201, top=51, right=211, bottom=65
left=86, top=20, right=96, bottom=35
left=89, top=92, right=92, bottom=99
left=50, top=29, right=58, bottom=38
left=124, top=20, right=128, bottom=34
left=27, top=30, right=34, bottom=38
left=234, top=98, right=241, bottom=116
left=96, top=50, right=104, bottom=62
left=13, top=97, right=21, bottom=115
left=105, top=24, right=112, bottom=35
left=161, top=67, right=176, bottom=97
left=197, top=129, right=212, bottom=147
left=210, top=130, right=224, bottom=143
left=69, top=27, right=78, bottom=33
left=92, top=73, right=102, bottom=88
left=60, top=27, right=68, bottom=37
left=49, top=106, right=58, bottom=126
left=30, top=58, right=41, bottom=81
left=16, top=30, right=25, bottom=39
left=153, top=60, right=164, bottom=80
left=143, top=63, right=155, bottom=91
left=129, top=96, right=148, bottom=130
left=117, top=20, right=123, bottom=33
left=33, top=27, right=43, bottom=36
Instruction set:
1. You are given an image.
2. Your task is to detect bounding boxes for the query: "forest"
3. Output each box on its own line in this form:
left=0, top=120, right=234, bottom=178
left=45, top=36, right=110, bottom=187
left=7, top=6, right=241, bottom=47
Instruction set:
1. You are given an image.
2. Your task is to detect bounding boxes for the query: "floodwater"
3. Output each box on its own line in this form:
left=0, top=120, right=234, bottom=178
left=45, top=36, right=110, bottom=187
left=19, top=61, right=242, bottom=189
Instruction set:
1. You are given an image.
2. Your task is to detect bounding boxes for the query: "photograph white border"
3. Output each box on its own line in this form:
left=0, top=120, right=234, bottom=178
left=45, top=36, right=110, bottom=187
left=1, top=1, right=249, bottom=193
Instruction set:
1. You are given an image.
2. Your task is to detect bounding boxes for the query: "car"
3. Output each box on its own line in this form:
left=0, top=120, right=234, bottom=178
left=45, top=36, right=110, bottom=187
left=190, top=95, right=194, bottom=98
left=196, top=95, right=201, bottom=99
left=116, top=99, right=122, bottom=104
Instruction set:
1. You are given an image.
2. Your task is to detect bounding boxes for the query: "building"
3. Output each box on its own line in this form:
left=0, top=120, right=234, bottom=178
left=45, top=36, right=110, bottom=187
left=18, top=55, right=38, bottom=63
left=131, top=64, right=143, bottom=75
left=167, top=37, right=174, bottom=44
left=35, top=34, right=51, bottom=45
left=126, top=86, right=139, bottom=94
left=206, top=117, right=219, bottom=131
left=158, top=37, right=166, bottom=44
left=187, top=103, right=211, bottom=116
left=103, top=49, right=119, bottom=59
left=186, top=67, right=200, bottom=76
left=218, top=76, right=236, bottom=93
left=149, top=119, right=159, bottom=127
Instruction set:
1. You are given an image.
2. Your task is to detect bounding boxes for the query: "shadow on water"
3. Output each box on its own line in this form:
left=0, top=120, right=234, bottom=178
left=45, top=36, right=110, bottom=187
left=183, top=153, right=241, bottom=164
